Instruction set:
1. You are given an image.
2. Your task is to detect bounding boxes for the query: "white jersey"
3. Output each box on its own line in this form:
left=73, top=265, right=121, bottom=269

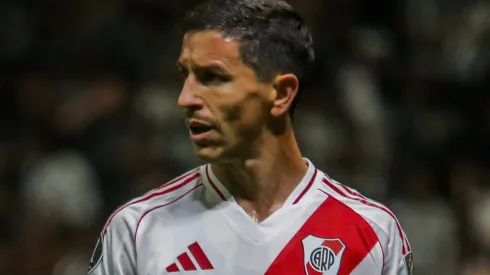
left=88, top=159, right=413, bottom=275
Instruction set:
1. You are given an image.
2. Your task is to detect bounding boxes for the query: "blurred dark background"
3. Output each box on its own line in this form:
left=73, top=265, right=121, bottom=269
left=0, top=0, right=489, bottom=274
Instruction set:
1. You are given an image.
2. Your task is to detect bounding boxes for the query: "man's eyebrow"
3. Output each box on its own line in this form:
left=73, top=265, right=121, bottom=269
left=197, top=64, right=229, bottom=74
left=177, top=61, right=231, bottom=74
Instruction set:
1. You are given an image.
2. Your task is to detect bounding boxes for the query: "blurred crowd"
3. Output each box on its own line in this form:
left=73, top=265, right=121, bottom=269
left=0, top=0, right=489, bottom=274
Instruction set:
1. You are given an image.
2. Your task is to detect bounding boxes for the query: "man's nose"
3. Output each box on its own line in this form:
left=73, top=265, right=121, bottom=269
left=177, top=75, right=204, bottom=109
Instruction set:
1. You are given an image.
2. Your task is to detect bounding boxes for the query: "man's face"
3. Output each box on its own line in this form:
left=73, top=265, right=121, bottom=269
left=177, top=31, right=274, bottom=162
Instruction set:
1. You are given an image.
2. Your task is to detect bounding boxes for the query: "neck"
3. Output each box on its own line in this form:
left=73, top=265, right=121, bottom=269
left=212, top=128, right=308, bottom=222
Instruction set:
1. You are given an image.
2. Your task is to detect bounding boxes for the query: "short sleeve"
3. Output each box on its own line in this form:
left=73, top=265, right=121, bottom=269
left=88, top=211, right=137, bottom=275
left=382, top=217, right=413, bottom=275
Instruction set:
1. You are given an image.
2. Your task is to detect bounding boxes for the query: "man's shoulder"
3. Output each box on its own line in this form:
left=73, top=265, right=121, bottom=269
left=318, top=175, right=406, bottom=239
left=102, top=167, right=203, bottom=234
left=317, top=173, right=412, bottom=261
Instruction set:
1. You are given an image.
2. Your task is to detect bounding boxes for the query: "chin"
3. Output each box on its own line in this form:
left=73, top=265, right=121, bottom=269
left=193, top=146, right=226, bottom=162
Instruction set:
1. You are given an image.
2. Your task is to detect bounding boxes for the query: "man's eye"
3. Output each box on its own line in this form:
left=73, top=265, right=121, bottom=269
left=198, top=72, right=229, bottom=85
left=179, top=68, right=189, bottom=78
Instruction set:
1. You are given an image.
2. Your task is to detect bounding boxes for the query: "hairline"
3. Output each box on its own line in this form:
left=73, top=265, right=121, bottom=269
left=184, top=28, right=285, bottom=84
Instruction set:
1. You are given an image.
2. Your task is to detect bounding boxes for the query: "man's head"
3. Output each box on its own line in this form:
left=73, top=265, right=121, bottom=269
left=177, top=0, right=314, bottom=162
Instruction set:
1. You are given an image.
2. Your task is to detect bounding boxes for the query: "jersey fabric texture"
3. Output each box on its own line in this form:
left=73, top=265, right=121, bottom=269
left=88, top=159, right=412, bottom=275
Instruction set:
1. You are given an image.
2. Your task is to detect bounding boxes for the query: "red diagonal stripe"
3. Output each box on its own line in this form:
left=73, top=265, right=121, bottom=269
left=322, top=177, right=409, bottom=255
left=264, top=193, right=378, bottom=275
left=331, top=179, right=412, bottom=252
left=165, top=263, right=179, bottom=272
left=177, top=252, right=197, bottom=271
left=188, top=242, right=214, bottom=270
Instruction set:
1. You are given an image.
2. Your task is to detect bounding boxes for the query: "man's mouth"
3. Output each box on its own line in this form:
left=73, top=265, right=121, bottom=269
left=189, top=125, right=214, bottom=135
left=187, top=118, right=215, bottom=136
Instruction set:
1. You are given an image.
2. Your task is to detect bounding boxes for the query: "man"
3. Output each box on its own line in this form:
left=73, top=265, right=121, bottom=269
left=88, top=0, right=413, bottom=274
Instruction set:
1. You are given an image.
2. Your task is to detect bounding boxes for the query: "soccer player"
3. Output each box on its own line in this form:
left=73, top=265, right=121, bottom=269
left=88, top=0, right=413, bottom=274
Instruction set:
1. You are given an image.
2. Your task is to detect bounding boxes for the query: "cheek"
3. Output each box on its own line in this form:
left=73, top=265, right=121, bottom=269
left=219, top=95, right=268, bottom=136
left=203, top=83, right=269, bottom=138
left=201, top=86, right=244, bottom=123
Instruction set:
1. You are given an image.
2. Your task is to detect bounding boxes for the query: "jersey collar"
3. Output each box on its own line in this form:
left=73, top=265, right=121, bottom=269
left=200, top=158, right=320, bottom=205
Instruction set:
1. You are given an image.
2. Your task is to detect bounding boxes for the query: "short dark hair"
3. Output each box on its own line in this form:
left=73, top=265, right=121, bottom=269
left=182, top=0, right=315, bottom=116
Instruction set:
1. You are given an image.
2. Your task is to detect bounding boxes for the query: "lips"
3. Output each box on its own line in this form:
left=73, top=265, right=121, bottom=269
left=189, top=125, right=213, bottom=134
left=186, top=119, right=215, bottom=136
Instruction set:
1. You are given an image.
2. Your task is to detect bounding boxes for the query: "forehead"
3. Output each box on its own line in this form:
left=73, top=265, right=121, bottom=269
left=179, top=31, right=243, bottom=69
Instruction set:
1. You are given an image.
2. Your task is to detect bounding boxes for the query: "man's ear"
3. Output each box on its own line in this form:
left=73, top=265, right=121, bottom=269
left=270, top=74, right=299, bottom=117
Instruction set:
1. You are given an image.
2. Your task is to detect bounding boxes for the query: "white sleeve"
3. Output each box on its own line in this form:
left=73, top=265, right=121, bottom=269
left=88, top=210, right=137, bottom=275
left=382, top=218, right=413, bottom=275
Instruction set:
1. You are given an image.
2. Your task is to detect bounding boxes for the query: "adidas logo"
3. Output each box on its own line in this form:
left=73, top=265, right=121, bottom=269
left=166, top=242, right=214, bottom=272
